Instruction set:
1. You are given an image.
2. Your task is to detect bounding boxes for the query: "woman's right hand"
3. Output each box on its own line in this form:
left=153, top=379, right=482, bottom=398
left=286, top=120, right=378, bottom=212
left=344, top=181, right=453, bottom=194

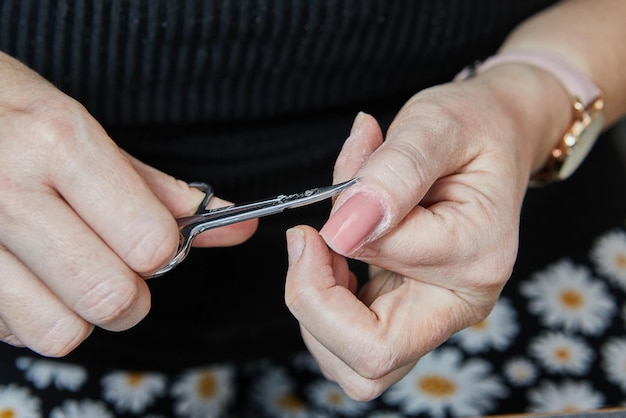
left=0, top=52, right=258, bottom=357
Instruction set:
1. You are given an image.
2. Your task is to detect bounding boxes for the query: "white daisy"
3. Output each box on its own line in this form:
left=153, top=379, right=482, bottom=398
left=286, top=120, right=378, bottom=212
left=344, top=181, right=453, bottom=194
left=451, top=298, right=519, bottom=353
left=308, top=380, right=372, bottom=417
left=383, top=347, right=507, bottom=418
left=291, top=351, right=321, bottom=374
left=590, top=229, right=626, bottom=290
left=601, top=337, right=626, bottom=391
left=0, top=384, right=41, bottom=418
left=520, top=259, right=616, bottom=335
left=171, top=364, right=235, bottom=418
left=101, top=370, right=167, bottom=414
left=252, top=368, right=320, bottom=418
left=366, top=412, right=406, bottom=418
left=527, top=380, right=604, bottom=413
left=502, top=357, right=538, bottom=387
left=529, top=332, right=594, bottom=375
left=15, top=357, right=87, bottom=392
left=49, top=399, right=114, bottom=418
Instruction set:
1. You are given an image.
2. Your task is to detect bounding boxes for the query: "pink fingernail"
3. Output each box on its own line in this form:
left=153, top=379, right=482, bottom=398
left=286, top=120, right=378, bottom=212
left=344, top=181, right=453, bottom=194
left=320, top=193, right=384, bottom=255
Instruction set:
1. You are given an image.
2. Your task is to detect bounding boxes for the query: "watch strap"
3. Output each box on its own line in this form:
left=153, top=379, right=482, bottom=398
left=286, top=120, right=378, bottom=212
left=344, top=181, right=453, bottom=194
left=456, top=50, right=605, bottom=185
left=455, top=50, right=601, bottom=107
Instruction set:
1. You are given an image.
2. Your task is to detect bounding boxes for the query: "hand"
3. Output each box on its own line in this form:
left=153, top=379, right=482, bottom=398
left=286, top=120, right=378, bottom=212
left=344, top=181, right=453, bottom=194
left=0, top=52, right=257, bottom=356
left=285, top=65, right=572, bottom=400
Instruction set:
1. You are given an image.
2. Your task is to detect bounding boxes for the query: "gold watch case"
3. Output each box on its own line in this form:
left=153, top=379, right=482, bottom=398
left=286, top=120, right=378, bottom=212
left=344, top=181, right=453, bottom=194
left=530, top=95, right=605, bottom=186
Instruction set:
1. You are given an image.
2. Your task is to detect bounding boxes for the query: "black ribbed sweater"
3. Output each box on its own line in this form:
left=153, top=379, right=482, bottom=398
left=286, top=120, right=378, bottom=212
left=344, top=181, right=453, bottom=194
left=1, top=0, right=557, bottom=125
left=1, top=1, right=562, bottom=365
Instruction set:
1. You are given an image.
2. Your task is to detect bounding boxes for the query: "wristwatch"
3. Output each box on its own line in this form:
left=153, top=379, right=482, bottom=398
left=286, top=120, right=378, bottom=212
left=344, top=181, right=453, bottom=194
left=456, top=50, right=605, bottom=186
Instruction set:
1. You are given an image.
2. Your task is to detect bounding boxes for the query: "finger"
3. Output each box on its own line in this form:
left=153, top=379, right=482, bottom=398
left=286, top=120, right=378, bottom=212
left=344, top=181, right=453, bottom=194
left=0, top=320, right=24, bottom=348
left=332, top=112, right=384, bottom=184
left=285, top=226, right=471, bottom=382
left=0, top=246, right=93, bottom=356
left=125, top=152, right=258, bottom=248
left=320, top=101, right=474, bottom=256
left=0, top=105, right=181, bottom=274
left=0, top=191, right=151, bottom=333
left=318, top=113, right=394, bottom=256
left=58, top=146, right=179, bottom=274
left=300, top=325, right=415, bottom=401
left=320, top=113, right=383, bottom=250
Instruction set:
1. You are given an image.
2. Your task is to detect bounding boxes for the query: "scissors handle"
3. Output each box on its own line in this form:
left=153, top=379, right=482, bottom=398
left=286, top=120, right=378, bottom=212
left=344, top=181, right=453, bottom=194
left=148, top=178, right=357, bottom=278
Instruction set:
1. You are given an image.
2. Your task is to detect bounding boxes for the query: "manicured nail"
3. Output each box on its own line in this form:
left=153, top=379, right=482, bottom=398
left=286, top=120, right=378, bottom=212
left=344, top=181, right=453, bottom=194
left=320, top=193, right=384, bottom=255
left=286, top=228, right=305, bottom=266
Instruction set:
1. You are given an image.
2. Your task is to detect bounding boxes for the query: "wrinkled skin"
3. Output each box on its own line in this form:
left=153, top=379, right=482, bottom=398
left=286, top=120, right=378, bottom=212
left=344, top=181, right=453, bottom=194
left=2, top=0, right=625, bottom=401
left=0, top=52, right=258, bottom=356
left=284, top=0, right=626, bottom=401
left=284, top=65, right=574, bottom=401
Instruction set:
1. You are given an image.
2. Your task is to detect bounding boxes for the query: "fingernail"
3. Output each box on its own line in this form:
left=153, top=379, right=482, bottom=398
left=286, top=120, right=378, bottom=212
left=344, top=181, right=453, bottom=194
left=351, top=111, right=367, bottom=133
left=286, top=228, right=305, bottom=266
left=347, top=112, right=371, bottom=140
left=320, top=193, right=385, bottom=255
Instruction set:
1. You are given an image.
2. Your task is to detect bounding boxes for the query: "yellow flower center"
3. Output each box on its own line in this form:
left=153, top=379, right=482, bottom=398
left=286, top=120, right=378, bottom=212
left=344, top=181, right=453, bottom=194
left=555, top=347, right=571, bottom=362
left=471, top=320, right=487, bottom=331
left=126, top=372, right=144, bottom=386
left=617, top=253, right=626, bottom=270
left=0, top=409, right=15, bottom=418
left=326, top=392, right=344, bottom=406
left=418, top=375, right=456, bottom=398
left=560, top=289, right=583, bottom=308
left=277, top=393, right=305, bottom=411
left=197, top=373, right=218, bottom=399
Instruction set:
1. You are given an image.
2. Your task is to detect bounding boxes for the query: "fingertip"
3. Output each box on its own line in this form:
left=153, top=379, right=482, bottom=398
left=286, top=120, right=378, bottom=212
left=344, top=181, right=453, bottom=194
left=126, top=216, right=181, bottom=275
left=235, top=218, right=259, bottom=241
left=286, top=227, right=306, bottom=266
left=287, top=225, right=331, bottom=262
left=191, top=217, right=258, bottom=248
left=350, top=111, right=382, bottom=140
left=333, top=112, right=384, bottom=184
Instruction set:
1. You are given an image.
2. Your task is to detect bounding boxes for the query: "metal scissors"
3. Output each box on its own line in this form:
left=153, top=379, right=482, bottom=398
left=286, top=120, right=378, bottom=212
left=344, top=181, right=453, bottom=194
left=149, top=177, right=358, bottom=278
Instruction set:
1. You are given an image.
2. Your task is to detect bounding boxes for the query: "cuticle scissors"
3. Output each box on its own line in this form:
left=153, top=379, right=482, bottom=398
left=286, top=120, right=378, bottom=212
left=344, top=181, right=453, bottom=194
left=148, top=177, right=358, bottom=278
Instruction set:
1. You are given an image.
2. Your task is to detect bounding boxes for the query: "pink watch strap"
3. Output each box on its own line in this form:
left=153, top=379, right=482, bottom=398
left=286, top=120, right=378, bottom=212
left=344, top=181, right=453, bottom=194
left=455, top=50, right=601, bottom=106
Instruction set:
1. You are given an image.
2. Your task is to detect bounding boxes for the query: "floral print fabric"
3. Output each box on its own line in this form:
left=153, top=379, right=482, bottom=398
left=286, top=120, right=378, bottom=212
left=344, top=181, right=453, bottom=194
left=1, top=226, right=626, bottom=418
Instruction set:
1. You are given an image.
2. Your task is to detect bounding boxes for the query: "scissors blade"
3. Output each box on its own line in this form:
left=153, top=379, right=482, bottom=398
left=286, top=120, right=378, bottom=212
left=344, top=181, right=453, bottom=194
left=179, top=177, right=358, bottom=234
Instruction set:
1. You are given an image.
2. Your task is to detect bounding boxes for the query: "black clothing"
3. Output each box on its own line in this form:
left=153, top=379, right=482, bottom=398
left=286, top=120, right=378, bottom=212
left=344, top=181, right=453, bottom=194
left=5, top=2, right=626, bottom=417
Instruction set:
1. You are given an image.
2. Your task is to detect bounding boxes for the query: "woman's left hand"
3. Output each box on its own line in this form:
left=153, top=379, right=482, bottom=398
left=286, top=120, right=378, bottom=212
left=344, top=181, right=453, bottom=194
left=284, top=65, right=572, bottom=401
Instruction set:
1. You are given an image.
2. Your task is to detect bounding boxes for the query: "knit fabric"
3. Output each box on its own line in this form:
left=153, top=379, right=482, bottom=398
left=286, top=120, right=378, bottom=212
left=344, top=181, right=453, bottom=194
left=9, top=2, right=626, bottom=418
left=1, top=0, right=555, bottom=125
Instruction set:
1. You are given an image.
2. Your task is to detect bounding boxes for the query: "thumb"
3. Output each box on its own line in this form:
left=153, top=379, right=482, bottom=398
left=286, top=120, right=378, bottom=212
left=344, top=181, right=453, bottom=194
left=320, top=105, right=462, bottom=256
left=126, top=152, right=258, bottom=247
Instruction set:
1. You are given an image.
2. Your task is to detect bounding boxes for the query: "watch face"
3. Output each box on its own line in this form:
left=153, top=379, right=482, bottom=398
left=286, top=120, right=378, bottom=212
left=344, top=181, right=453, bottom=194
left=559, top=112, right=605, bottom=180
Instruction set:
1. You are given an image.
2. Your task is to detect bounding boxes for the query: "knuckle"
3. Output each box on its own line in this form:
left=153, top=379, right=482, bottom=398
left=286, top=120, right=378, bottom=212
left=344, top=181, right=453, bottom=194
left=283, top=283, right=298, bottom=309
left=283, top=284, right=310, bottom=319
left=76, top=275, right=146, bottom=329
left=351, top=338, right=399, bottom=380
left=122, top=224, right=179, bottom=274
left=0, top=327, right=24, bottom=348
left=341, top=378, right=387, bottom=402
left=0, top=96, right=96, bottom=181
left=33, top=315, right=92, bottom=357
left=26, top=98, right=90, bottom=155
